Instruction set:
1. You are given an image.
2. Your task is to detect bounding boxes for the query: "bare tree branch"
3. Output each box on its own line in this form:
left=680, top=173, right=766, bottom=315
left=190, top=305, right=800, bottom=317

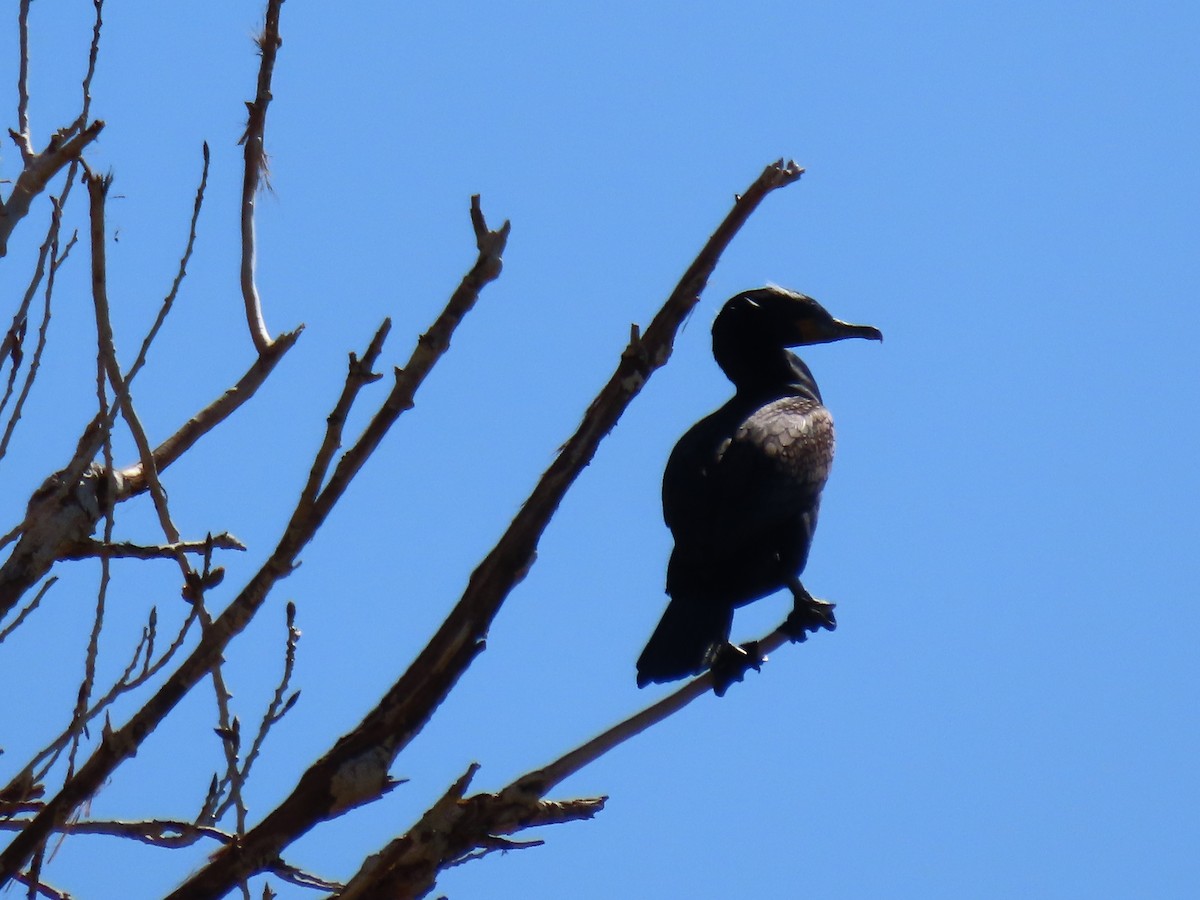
left=58, top=533, right=246, bottom=561
left=239, top=0, right=286, bottom=353
left=0, top=817, right=341, bottom=893
left=0, top=120, right=103, bottom=258
left=167, top=159, right=805, bottom=899
left=0, top=201, right=75, bottom=463
left=80, top=164, right=223, bottom=796
left=337, top=764, right=605, bottom=900
left=0, top=195, right=57, bottom=394
left=296, top=320, right=390, bottom=514
left=522, top=625, right=800, bottom=787
left=0, top=150, right=238, bottom=620
left=0, top=576, right=54, bottom=644
left=7, top=604, right=199, bottom=798
left=66, top=505, right=111, bottom=781
left=0, top=0, right=102, bottom=501
left=336, top=621, right=803, bottom=898
left=11, top=869, right=70, bottom=900
left=14, top=0, right=32, bottom=155
left=0, top=6, right=819, bottom=895
left=123, top=142, right=210, bottom=391
left=73, top=1, right=103, bottom=134
left=82, top=167, right=187, bottom=563
left=0, top=195, right=510, bottom=883
left=215, top=601, right=302, bottom=823
left=0, top=461, right=108, bottom=622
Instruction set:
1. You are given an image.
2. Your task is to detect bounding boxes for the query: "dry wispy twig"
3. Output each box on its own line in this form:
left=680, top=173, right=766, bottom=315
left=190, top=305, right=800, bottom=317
left=0, top=198, right=74, bottom=463
left=0, top=815, right=341, bottom=893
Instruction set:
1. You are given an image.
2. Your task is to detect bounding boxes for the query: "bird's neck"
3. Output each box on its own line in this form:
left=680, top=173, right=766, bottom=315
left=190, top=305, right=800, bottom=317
left=720, top=347, right=823, bottom=404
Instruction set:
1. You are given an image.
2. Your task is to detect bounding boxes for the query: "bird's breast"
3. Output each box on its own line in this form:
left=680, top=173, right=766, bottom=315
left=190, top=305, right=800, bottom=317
left=723, top=396, right=835, bottom=489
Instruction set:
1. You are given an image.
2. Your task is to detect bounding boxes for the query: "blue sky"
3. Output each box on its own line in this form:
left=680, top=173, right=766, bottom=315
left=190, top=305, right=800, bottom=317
left=1, top=1, right=1197, bottom=897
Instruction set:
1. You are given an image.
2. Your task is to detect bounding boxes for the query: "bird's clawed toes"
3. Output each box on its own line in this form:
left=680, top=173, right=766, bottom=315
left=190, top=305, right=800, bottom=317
left=709, top=641, right=764, bottom=697
left=781, top=597, right=837, bottom=642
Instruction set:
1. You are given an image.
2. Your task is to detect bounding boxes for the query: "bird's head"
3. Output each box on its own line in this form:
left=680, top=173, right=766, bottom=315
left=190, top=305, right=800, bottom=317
left=711, top=286, right=882, bottom=393
left=713, top=286, right=882, bottom=349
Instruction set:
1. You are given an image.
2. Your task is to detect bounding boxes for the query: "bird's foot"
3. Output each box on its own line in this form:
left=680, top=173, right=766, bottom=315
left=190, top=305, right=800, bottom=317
left=708, top=640, right=764, bottom=697
left=780, top=596, right=837, bottom=642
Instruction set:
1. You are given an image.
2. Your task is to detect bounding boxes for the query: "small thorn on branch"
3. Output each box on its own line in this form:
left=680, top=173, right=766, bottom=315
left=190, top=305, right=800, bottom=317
left=624, top=322, right=651, bottom=365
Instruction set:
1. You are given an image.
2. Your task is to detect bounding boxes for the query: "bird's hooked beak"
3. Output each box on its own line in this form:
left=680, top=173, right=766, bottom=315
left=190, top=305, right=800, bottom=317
left=792, top=315, right=883, bottom=346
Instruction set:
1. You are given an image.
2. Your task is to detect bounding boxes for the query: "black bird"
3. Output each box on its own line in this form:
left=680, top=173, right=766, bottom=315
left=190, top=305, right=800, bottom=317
left=636, top=286, right=881, bottom=694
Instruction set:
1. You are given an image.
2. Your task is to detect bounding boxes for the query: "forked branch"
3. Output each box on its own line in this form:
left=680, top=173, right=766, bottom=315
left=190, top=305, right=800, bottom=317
left=166, top=159, right=804, bottom=899
left=336, top=621, right=802, bottom=898
left=0, top=195, right=511, bottom=885
left=0, top=120, right=103, bottom=257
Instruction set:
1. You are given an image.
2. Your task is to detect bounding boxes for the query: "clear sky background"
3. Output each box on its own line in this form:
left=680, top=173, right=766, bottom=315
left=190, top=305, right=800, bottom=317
left=1, top=1, right=1197, bottom=897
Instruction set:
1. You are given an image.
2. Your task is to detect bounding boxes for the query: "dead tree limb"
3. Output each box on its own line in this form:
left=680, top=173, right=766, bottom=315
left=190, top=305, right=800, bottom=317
left=58, top=533, right=246, bottom=561
left=334, top=596, right=805, bottom=897
left=337, top=764, right=605, bottom=900
left=239, top=0, right=286, bottom=353
left=167, top=159, right=805, bottom=899
left=0, top=196, right=510, bottom=885
left=0, top=121, right=103, bottom=257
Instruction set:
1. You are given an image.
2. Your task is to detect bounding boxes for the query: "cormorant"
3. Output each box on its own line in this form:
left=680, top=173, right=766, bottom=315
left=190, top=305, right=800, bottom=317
left=636, top=286, right=881, bottom=695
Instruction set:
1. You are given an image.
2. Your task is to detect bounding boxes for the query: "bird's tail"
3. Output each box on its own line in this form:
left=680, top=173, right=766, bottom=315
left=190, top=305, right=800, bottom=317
left=636, top=595, right=732, bottom=688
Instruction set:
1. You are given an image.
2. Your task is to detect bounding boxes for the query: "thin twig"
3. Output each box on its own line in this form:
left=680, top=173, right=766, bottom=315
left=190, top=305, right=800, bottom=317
left=82, top=164, right=200, bottom=577
left=0, top=576, right=55, bottom=644
left=295, top=320, right=390, bottom=515
left=16, top=606, right=198, bottom=792
left=66, top=356, right=115, bottom=781
left=58, top=533, right=246, bottom=560
left=0, top=221, right=75, bottom=464
left=109, top=608, right=155, bottom=694
left=0, top=197, right=62, bottom=456
left=216, top=601, right=301, bottom=822
left=15, top=0, right=31, bottom=155
left=0, top=193, right=57, bottom=384
left=338, top=624, right=800, bottom=898
left=11, top=869, right=70, bottom=900
left=0, top=818, right=340, bottom=892
left=0, top=521, right=23, bottom=552
left=73, top=0, right=103, bottom=134
left=78, top=271, right=118, bottom=781
left=288, top=196, right=507, bottom=544
left=123, top=142, right=209, bottom=389
left=238, top=0, right=286, bottom=353
left=519, top=627, right=796, bottom=794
